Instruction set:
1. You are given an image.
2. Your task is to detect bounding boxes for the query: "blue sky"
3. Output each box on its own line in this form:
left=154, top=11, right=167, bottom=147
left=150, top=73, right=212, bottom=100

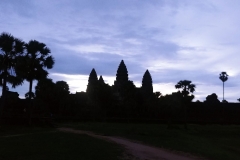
left=1, top=0, right=240, bottom=102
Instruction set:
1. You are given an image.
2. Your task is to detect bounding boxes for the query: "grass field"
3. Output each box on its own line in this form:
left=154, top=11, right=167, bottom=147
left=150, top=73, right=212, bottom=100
left=0, top=125, right=125, bottom=160
left=61, top=122, right=240, bottom=160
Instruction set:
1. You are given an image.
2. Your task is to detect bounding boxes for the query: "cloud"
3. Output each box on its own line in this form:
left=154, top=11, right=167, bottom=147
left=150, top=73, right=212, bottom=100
left=1, top=0, right=240, bottom=102
left=51, top=73, right=89, bottom=93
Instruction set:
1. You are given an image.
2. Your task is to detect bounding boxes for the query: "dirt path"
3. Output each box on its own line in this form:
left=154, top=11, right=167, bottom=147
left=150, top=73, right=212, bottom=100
left=58, top=127, right=205, bottom=160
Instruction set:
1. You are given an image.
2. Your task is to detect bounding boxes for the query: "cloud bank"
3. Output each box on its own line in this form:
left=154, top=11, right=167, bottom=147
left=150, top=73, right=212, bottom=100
left=1, top=0, right=240, bottom=101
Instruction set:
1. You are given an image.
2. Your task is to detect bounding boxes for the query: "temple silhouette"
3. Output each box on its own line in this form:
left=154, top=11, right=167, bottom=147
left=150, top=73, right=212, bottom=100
left=3, top=60, right=240, bottom=125
left=86, top=60, right=153, bottom=99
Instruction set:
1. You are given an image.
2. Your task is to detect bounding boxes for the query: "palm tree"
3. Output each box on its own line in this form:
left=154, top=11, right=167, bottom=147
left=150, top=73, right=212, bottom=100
left=17, top=40, right=54, bottom=124
left=219, top=72, right=228, bottom=101
left=175, top=80, right=195, bottom=97
left=0, top=32, right=24, bottom=114
left=23, top=40, right=54, bottom=100
left=175, top=80, right=196, bottom=129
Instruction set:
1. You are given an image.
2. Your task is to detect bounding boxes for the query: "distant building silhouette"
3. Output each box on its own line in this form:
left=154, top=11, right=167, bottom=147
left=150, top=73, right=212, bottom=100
left=86, top=60, right=155, bottom=101
left=112, top=60, right=131, bottom=97
left=141, top=69, right=153, bottom=97
left=98, top=75, right=105, bottom=85
left=114, top=60, right=128, bottom=87
left=86, top=68, right=98, bottom=93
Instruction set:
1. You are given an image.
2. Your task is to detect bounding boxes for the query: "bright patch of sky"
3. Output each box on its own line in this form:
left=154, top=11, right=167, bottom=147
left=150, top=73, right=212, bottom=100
left=1, top=0, right=240, bottom=102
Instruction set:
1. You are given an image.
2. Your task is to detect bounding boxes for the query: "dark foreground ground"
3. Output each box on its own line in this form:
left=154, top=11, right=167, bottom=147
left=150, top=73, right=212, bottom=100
left=60, top=122, right=240, bottom=160
left=0, top=125, right=125, bottom=160
left=0, top=123, right=240, bottom=160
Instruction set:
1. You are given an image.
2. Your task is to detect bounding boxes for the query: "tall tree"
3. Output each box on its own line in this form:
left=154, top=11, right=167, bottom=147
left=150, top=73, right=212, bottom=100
left=219, top=72, right=228, bottom=101
left=0, top=32, right=24, bottom=113
left=22, top=40, right=54, bottom=100
left=17, top=40, right=54, bottom=124
left=175, top=80, right=196, bottom=99
left=175, top=80, right=196, bottom=129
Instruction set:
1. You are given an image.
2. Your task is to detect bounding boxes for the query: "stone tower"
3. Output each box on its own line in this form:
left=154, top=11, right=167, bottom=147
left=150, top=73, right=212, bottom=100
left=141, top=69, right=153, bottom=96
left=98, top=75, right=105, bottom=85
left=86, top=68, right=98, bottom=93
left=114, top=60, right=128, bottom=86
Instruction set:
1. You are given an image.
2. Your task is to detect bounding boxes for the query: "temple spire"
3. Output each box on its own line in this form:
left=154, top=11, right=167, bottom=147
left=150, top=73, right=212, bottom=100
left=141, top=69, right=153, bottom=96
left=99, top=75, right=105, bottom=84
left=86, top=68, right=98, bottom=93
left=115, top=60, right=128, bottom=85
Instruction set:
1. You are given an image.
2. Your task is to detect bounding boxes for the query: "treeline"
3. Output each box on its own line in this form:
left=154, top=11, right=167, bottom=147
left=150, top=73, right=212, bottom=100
left=1, top=32, right=240, bottom=125
left=2, top=76, right=240, bottom=125
left=0, top=32, right=54, bottom=120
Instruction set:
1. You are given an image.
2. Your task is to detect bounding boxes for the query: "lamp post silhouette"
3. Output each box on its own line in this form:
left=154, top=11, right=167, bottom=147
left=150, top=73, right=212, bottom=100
left=219, top=72, right=228, bottom=101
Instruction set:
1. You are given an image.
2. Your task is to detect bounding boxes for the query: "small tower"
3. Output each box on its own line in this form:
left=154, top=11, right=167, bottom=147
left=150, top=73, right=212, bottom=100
left=99, top=75, right=105, bottom=85
left=141, top=69, right=153, bottom=96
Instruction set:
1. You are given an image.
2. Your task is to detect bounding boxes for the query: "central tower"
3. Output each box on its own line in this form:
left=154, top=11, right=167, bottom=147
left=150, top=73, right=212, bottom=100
left=114, top=60, right=128, bottom=86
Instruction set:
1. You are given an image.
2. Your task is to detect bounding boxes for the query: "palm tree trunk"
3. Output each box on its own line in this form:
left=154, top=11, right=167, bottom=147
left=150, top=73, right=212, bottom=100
left=0, top=70, right=7, bottom=118
left=28, top=79, right=33, bottom=125
left=29, top=79, right=33, bottom=100
left=222, top=82, right=225, bottom=124
left=223, top=82, right=224, bottom=101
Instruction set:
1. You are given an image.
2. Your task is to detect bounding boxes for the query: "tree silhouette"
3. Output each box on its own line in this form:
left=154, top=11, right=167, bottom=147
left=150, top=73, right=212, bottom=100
left=17, top=40, right=54, bottom=124
left=55, top=81, right=70, bottom=95
left=0, top=32, right=24, bottom=114
left=35, top=79, right=70, bottom=116
left=35, top=78, right=55, bottom=114
left=237, top=98, right=240, bottom=102
left=22, top=40, right=54, bottom=100
left=205, top=93, right=220, bottom=104
left=219, top=72, right=228, bottom=101
left=35, top=78, right=55, bottom=100
left=175, top=80, right=196, bottom=99
left=175, top=80, right=196, bottom=129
